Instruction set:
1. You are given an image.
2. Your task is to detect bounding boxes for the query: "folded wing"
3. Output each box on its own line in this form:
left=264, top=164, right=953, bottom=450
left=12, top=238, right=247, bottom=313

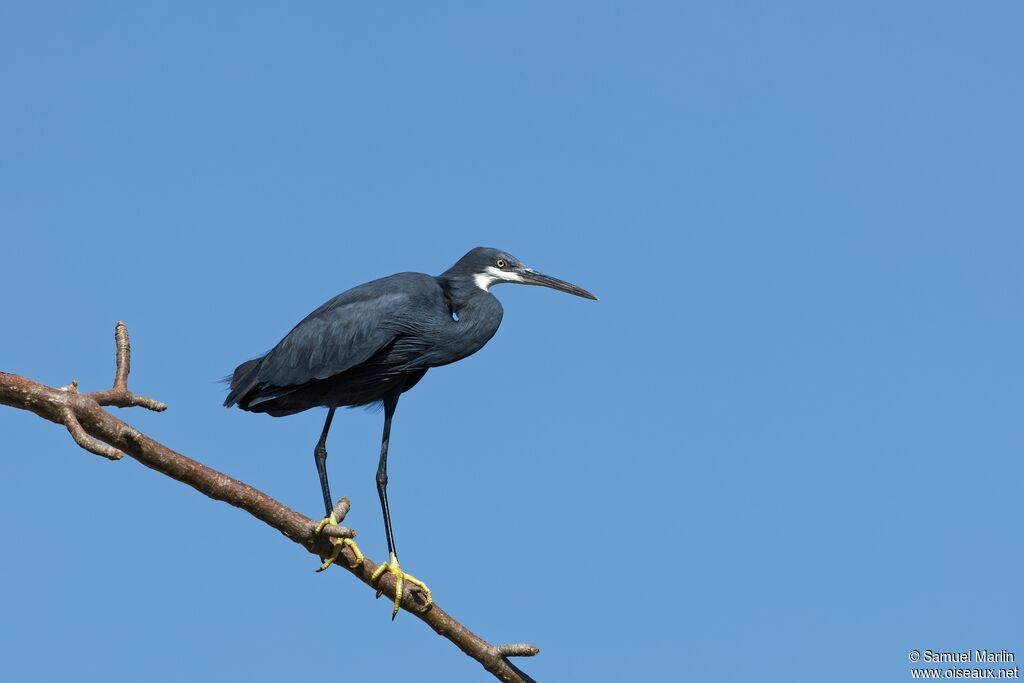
left=224, top=273, right=446, bottom=410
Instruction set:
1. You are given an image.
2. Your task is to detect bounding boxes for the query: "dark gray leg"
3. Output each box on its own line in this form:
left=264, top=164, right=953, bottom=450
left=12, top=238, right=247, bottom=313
left=370, top=390, right=431, bottom=617
left=314, top=407, right=337, bottom=517
left=376, top=392, right=400, bottom=559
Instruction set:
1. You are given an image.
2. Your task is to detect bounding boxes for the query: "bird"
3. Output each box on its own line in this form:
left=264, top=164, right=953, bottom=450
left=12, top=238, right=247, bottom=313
left=223, top=246, right=596, bottom=617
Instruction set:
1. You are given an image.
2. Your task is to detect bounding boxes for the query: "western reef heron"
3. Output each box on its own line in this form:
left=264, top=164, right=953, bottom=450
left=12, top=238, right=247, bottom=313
left=224, top=247, right=596, bottom=617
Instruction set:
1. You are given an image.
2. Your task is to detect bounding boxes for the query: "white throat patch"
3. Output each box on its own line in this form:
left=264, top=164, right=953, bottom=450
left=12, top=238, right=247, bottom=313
left=473, top=265, right=524, bottom=291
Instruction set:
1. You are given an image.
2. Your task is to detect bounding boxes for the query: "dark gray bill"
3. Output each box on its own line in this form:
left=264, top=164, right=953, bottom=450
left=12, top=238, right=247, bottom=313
left=518, top=268, right=598, bottom=300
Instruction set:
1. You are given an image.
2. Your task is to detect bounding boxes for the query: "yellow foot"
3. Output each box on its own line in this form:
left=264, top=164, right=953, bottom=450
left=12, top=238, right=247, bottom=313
left=371, top=552, right=432, bottom=619
left=313, top=513, right=364, bottom=572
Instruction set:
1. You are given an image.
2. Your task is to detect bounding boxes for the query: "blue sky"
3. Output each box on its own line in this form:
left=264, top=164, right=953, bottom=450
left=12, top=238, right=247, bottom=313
left=2, top=3, right=1022, bottom=681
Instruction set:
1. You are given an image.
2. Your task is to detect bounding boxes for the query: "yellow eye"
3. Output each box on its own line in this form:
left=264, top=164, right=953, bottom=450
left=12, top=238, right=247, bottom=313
left=496, top=259, right=507, bottom=268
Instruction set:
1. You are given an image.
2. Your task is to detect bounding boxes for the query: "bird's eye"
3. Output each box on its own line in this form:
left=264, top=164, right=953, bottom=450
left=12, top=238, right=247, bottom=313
left=496, top=259, right=507, bottom=268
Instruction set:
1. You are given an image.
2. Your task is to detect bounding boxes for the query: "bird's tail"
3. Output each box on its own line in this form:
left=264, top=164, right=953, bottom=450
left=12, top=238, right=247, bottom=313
left=223, top=356, right=263, bottom=408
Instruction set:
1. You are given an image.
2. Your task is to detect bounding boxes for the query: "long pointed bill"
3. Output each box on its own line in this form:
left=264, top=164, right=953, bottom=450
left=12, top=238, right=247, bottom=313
left=518, top=268, right=598, bottom=300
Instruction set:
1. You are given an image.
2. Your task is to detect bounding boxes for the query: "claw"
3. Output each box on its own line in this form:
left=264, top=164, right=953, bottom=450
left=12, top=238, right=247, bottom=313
left=370, top=552, right=432, bottom=619
left=313, top=513, right=364, bottom=572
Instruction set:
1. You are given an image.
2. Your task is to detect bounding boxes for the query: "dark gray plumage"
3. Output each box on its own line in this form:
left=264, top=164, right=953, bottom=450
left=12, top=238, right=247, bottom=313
left=223, top=246, right=596, bottom=616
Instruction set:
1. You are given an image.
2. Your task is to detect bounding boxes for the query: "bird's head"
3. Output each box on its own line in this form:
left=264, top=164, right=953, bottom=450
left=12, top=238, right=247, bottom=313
left=446, top=247, right=598, bottom=300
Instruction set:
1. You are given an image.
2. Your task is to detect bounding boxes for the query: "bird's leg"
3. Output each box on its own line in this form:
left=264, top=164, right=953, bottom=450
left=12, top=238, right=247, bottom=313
left=315, top=407, right=337, bottom=518
left=370, top=392, right=432, bottom=619
left=312, top=407, right=363, bottom=571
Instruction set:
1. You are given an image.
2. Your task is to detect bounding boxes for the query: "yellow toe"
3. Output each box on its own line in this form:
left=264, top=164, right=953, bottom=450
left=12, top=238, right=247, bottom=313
left=371, top=553, right=432, bottom=618
left=313, top=513, right=363, bottom=572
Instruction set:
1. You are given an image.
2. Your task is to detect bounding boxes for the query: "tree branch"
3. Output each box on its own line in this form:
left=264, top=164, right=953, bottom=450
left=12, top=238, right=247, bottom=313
left=0, top=323, right=538, bottom=683
left=86, top=321, right=167, bottom=412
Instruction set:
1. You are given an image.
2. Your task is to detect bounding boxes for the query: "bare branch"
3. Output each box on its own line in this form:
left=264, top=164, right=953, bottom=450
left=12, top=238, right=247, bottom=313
left=87, top=321, right=166, bottom=411
left=0, top=322, right=538, bottom=683
left=318, top=524, right=357, bottom=540
left=314, top=497, right=357, bottom=539
left=329, top=496, right=351, bottom=522
left=113, top=319, right=131, bottom=389
left=497, top=644, right=541, bottom=658
left=61, top=406, right=122, bottom=460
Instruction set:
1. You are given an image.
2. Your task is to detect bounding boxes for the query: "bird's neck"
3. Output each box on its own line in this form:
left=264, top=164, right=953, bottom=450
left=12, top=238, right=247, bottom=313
left=438, top=275, right=491, bottom=312
left=433, top=275, right=504, bottom=365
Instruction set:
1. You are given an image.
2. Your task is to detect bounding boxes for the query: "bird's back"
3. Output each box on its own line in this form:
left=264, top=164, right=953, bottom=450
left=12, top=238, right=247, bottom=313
left=225, top=272, right=451, bottom=414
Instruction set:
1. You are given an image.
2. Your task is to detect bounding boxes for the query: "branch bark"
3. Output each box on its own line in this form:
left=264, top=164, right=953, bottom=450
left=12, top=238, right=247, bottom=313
left=0, top=322, right=538, bottom=683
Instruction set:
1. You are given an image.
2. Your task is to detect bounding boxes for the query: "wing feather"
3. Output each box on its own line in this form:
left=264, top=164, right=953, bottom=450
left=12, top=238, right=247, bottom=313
left=227, top=273, right=448, bottom=408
